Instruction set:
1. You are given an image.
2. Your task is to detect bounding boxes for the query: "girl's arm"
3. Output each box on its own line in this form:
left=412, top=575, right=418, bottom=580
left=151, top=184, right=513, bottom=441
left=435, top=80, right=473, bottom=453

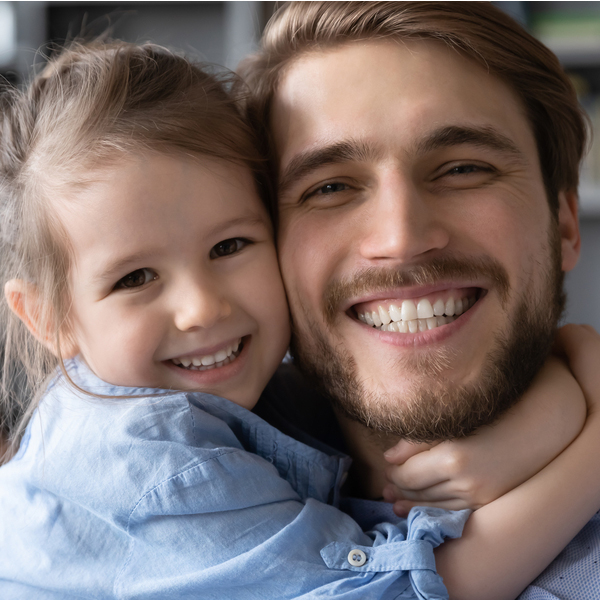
left=435, top=324, right=600, bottom=600
left=383, top=355, right=586, bottom=514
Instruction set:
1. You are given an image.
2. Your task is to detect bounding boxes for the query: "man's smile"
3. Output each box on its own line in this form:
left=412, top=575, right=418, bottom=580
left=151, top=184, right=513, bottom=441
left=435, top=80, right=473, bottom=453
left=353, top=288, right=481, bottom=333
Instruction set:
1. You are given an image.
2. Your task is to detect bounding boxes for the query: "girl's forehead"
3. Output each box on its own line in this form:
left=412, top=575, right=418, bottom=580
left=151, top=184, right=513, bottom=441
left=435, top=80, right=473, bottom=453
left=56, top=153, right=271, bottom=271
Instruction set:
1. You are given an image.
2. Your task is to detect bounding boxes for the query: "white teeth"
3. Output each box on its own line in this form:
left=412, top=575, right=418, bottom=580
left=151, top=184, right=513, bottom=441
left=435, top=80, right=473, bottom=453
left=358, top=293, right=477, bottom=333
left=214, top=349, right=228, bottom=363
left=401, top=300, right=418, bottom=321
left=455, top=298, right=464, bottom=315
left=173, top=338, right=242, bottom=371
left=433, top=298, right=445, bottom=316
left=201, top=354, right=216, bottom=366
left=378, top=305, right=391, bottom=325
left=417, top=299, right=434, bottom=319
left=389, top=304, right=402, bottom=322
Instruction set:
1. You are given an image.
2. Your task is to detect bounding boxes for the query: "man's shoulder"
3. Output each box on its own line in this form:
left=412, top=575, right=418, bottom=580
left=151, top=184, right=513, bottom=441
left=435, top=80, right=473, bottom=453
left=519, top=510, right=600, bottom=599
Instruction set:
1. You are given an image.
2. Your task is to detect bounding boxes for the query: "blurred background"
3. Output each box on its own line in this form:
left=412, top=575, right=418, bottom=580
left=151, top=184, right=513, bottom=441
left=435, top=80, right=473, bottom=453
left=0, top=0, right=599, bottom=329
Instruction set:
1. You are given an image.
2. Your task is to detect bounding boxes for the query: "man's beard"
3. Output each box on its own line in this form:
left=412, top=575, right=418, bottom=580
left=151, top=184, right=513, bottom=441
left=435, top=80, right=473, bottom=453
left=289, top=227, right=565, bottom=444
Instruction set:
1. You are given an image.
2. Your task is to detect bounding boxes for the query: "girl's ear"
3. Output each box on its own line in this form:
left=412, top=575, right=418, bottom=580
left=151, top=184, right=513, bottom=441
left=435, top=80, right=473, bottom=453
left=4, top=279, right=78, bottom=358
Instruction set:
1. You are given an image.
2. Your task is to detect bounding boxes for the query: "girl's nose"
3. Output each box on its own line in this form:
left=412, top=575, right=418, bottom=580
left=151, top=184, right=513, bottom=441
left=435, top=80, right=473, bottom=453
left=173, top=279, right=232, bottom=332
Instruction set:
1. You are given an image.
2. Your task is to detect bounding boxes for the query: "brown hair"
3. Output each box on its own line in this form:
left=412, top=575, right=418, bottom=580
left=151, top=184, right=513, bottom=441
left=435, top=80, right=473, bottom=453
left=240, top=1, right=588, bottom=216
left=0, top=41, right=269, bottom=461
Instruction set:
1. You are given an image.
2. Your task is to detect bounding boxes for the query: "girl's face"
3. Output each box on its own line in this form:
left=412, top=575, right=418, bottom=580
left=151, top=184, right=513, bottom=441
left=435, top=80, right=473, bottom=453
left=56, top=153, right=290, bottom=409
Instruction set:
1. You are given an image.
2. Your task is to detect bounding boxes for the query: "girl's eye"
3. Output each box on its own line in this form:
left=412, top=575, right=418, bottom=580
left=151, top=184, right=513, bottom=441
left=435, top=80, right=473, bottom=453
left=210, top=238, right=249, bottom=259
left=114, top=268, right=157, bottom=290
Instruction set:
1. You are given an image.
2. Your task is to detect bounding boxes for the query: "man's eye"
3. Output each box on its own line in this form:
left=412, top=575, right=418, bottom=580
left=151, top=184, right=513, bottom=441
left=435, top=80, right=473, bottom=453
left=306, top=182, right=350, bottom=198
left=447, top=165, right=483, bottom=175
left=210, top=238, right=249, bottom=259
left=316, top=182, right=348, bottom=194
left=114, top=268, right=157, bottom=290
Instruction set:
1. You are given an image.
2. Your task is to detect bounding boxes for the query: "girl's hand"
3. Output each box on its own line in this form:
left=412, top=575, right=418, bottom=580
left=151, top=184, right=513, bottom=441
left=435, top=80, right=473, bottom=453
left=382, top=354, right=586, bottom=516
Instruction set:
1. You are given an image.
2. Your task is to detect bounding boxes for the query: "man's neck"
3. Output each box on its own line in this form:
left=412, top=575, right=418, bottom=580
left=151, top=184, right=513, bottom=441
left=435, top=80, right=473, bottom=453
left=334, top=409, right=400, bottom=500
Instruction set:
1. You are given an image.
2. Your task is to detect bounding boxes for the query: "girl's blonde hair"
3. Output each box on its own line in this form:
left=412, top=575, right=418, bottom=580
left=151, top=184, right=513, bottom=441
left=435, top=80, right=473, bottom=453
left=0, top=41, right=270, bottom=462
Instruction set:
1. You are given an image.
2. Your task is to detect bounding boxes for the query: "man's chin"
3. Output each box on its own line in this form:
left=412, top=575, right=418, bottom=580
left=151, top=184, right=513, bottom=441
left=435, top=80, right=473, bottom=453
left=291, top=290, right=563, bottom=444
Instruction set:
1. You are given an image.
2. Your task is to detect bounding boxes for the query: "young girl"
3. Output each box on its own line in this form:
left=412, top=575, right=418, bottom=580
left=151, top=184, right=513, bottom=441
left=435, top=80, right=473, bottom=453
left=0, top=41, right=599, bottom=600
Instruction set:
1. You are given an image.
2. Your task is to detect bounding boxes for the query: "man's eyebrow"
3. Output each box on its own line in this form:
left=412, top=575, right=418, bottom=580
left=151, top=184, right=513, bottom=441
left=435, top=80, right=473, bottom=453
left=278, top=139, right=382, bottom=197
left=417, top=125, right=525, bottom=160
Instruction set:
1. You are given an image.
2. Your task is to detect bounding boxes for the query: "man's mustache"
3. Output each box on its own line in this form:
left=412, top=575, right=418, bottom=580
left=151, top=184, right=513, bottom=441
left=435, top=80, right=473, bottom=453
left=323, top=255, right=510, bottom=324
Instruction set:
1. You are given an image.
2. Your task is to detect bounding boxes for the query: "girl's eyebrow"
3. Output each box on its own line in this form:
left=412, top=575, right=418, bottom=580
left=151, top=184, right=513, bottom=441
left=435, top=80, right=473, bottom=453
left=93, top=213, right=269, bottom=284
left=94, top=250, right=162, bottom=284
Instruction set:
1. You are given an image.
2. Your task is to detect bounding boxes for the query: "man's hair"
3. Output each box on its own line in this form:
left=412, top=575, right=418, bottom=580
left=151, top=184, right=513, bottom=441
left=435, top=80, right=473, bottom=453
left=240, top=1, right=588, bottom=216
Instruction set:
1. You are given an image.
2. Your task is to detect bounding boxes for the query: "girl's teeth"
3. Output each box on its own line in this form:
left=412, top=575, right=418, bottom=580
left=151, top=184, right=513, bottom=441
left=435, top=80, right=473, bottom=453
left=172, top=339, right=242, bottom=371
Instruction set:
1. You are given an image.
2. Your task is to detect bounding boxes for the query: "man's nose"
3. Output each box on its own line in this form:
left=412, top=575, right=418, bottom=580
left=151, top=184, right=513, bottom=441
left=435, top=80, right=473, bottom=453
left=358, top=170, right=450, bottom=263
left=172, top=276, right=232, bottom=332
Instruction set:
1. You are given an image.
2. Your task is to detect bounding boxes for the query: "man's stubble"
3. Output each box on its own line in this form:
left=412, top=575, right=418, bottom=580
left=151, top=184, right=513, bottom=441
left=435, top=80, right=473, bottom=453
left=289, top=224, right=565, bottom=443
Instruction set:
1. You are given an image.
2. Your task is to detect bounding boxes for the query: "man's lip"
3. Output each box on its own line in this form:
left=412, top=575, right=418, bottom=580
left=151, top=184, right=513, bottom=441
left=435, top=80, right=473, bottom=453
left=339, top=282, right=486, bottom=313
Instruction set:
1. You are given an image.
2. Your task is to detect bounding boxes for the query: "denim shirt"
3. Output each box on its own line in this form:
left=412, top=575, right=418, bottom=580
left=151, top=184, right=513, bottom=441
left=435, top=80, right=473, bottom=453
left=0, top=359, right=469, bottom=599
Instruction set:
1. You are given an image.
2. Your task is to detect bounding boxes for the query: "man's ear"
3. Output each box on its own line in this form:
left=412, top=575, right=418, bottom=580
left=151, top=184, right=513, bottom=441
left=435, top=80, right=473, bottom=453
left=557, top=190, right=581, bottom=273
left=4, top=279, right=78, bottom=358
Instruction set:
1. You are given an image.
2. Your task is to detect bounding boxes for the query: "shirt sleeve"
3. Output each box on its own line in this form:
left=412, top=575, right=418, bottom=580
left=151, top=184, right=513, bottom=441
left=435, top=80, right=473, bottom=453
left=115, top=447, right=469, bottom=600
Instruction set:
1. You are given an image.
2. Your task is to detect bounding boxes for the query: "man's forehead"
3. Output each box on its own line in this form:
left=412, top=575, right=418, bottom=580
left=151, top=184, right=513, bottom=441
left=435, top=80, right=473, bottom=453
left=271, top=39, right=533, bottom=178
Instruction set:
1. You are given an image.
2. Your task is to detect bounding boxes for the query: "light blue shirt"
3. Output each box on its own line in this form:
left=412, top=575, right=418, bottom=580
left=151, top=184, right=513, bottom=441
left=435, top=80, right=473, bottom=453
left=0, top=359, right=469, bottom=599
left=258, top=364, right=600, bottom=600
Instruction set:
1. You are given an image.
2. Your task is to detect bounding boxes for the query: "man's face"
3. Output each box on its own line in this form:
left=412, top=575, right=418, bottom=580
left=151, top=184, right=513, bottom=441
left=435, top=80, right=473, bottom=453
left=271, top=40, right=580, bottom=441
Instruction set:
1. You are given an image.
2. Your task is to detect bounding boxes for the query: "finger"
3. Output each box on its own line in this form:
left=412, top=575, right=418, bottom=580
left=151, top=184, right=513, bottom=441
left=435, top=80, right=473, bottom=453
left=392, top=498, right=474, bottom=517
left=385, top=444, right=454, bottom=490
left=383, top=480, right=461, bottom=503
left=383, top=439, right=439, bottom=464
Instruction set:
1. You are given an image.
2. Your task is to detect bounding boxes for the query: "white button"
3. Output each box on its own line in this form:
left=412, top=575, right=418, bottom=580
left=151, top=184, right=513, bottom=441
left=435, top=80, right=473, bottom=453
left=347, top=548, right=367, bottom=567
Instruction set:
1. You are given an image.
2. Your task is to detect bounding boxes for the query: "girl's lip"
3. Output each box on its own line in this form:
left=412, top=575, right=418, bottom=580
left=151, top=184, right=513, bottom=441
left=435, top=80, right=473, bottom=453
left=169, top=336, right=245, bottom=361
left=164, top=336, right=250, bottom=388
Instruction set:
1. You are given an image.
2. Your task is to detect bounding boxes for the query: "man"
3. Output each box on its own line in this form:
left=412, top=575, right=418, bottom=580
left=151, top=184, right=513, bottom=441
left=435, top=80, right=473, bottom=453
left=243, top=2, right=599, bottom=598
